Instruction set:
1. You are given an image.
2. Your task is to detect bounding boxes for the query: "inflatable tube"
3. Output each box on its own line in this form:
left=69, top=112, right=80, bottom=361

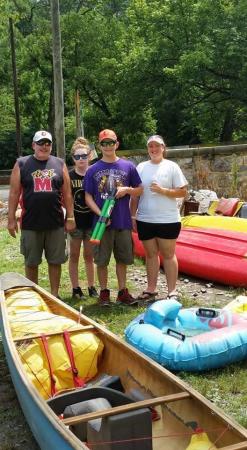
left=125, top=299, right=247, bottom=372
left=132, top=229, right=247, bottom=287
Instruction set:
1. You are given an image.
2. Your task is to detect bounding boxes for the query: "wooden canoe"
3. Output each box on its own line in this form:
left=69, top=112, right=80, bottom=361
left=1, top=272, right=247, bottom=450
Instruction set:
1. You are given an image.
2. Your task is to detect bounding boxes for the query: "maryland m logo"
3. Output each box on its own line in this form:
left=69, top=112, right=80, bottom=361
left=32, top=169, right=55, bottom=192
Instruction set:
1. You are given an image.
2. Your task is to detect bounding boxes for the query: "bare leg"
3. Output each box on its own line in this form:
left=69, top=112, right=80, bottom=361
left=83, top=240, right=95, bottom=287
left=157, top=238, right=178, bottom=295
left=97, top=266, right=108, bottom=290
left=48, top=263, right=61, bottom=297
left=69, top=238, right=82, bottom=288
left=142, top=238, right=160, bottom=293
left=25, top=265, right=38, bottom=284
left=116, top=262, right=127, bottom=291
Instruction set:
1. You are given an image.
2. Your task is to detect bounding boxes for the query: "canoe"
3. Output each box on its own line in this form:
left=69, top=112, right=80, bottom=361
left=1, top=273, right=247, bottom=450
left=132, top=229, right=247, bottom=287
left=125, top=298, right=247, bottom=371
left=182, top=215, right=247, bottom=233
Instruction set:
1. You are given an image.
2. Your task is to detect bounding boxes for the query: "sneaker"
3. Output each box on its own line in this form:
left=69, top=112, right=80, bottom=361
left=98, top=289, right=111, bottom=307
left=72, top=287, right=85, bottom=300
left=116, top=288, right=138, bottom=306
left=88, top=286, right=98, bottom=298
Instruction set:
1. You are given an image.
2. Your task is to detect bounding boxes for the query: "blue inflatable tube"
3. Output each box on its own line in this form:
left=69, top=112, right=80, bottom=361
left=125, top=299, right=247, bottom=372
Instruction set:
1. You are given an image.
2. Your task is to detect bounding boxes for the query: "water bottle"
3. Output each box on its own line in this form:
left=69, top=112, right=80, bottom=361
left=150, top=175, right=158, bottom=195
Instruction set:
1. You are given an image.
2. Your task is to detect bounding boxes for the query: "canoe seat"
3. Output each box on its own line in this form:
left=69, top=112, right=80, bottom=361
left=49, top=387, right=152, bottom=450
left=47, top=376, right=124, bottom=414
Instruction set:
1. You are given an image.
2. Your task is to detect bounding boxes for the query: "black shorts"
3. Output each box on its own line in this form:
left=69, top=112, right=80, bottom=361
left=136, top=220, right=181, bottom=241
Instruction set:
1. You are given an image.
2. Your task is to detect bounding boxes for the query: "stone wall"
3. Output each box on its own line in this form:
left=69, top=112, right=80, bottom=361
left=1, top=143, right=247, bottom=199
left=128, top=143, right=247, bottom=200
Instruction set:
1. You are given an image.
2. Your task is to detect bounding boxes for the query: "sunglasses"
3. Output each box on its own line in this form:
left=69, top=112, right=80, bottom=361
left=73, top=154, right=89, bottom=160
left=100, top=140, right=116, bottom=147
left=36, top=140, right=52, bottom=146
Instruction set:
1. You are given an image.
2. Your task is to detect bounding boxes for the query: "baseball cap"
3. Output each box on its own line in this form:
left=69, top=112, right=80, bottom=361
left=147, top=135, right=165, bottom=146
left=98, top=129, right=117, bottom=142
left=33, top=130, right=52, bottom=143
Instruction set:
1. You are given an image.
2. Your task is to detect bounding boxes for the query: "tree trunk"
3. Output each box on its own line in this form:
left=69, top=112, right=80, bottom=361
left=75, top=89, right=84, bottom=137
left=9, top=18, right=22, bottom=157
left=220, top=108, right=235, bottom=143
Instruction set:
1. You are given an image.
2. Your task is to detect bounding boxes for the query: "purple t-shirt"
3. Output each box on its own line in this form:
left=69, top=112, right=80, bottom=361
left=84, top=159, right=142, bottom=229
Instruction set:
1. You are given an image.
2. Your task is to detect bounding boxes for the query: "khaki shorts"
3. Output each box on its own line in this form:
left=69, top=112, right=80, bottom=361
left=93, top=229, right=134, bottom=266
left=20, top=228, right=68, bottom=266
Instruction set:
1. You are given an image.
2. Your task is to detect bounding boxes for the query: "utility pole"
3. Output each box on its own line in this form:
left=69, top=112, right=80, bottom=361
left=9, top=18, right=22, bottom=156
left=50, top=0, right=65, bottom=158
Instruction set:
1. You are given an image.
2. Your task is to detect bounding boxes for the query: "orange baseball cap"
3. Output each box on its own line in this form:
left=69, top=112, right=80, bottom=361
left=98, top=129, right=117, bottom=142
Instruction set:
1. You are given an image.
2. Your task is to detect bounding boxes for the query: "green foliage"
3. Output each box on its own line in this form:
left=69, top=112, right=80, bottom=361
left=1, top=0, right=247, bottom=167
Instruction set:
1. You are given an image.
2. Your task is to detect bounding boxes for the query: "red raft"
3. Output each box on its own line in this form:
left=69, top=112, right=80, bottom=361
left=132, top=227, right=247, bottom=287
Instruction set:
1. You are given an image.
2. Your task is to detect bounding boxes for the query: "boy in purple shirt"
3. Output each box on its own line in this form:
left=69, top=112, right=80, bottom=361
left=84, top=129, right=143, bottom=306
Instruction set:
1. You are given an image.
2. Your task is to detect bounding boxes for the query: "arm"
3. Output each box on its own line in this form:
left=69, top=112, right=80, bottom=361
left=8, top=163, right=21, bottom=238
left=150, top=184, right=188, bottom=198
left=129, top=195, right=140, bottom=232
left=85, top=192, right=102, bottom=216
left=115, top=184, right=143, bottom=199
left=61, top=164, right=75, bottom=231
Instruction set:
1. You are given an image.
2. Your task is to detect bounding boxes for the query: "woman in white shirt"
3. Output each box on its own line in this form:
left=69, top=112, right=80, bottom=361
left=131, top=135, right=188, bottom=302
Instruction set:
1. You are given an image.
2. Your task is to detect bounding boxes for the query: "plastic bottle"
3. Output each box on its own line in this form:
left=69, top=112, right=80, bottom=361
left=185, top=432, right=217, bottom=450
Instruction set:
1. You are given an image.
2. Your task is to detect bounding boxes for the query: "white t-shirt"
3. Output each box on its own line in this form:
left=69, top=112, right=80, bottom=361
left=136, top=159, right=188, bottom=223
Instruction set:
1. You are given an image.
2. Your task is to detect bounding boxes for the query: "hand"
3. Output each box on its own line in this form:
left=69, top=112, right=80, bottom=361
left=115, top=186, right=129, bottom=199
left=150, top=182, right=161, bottom=194
left=65, top=219, right=76, bottom=232
left=106, top=218, right=111, bottom=227
left=8, top=218, right=18, bottom=238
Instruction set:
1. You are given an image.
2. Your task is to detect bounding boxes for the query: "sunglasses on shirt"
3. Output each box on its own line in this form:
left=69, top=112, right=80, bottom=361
left=73, top=153, right=89, bottom=160
left=100, top=140, right=116, bottom=147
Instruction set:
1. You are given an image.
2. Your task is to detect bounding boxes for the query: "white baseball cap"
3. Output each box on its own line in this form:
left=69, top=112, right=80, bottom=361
left=33, top=130, right=52, bottom=143
left=147, top=135, right=165, bottom=145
